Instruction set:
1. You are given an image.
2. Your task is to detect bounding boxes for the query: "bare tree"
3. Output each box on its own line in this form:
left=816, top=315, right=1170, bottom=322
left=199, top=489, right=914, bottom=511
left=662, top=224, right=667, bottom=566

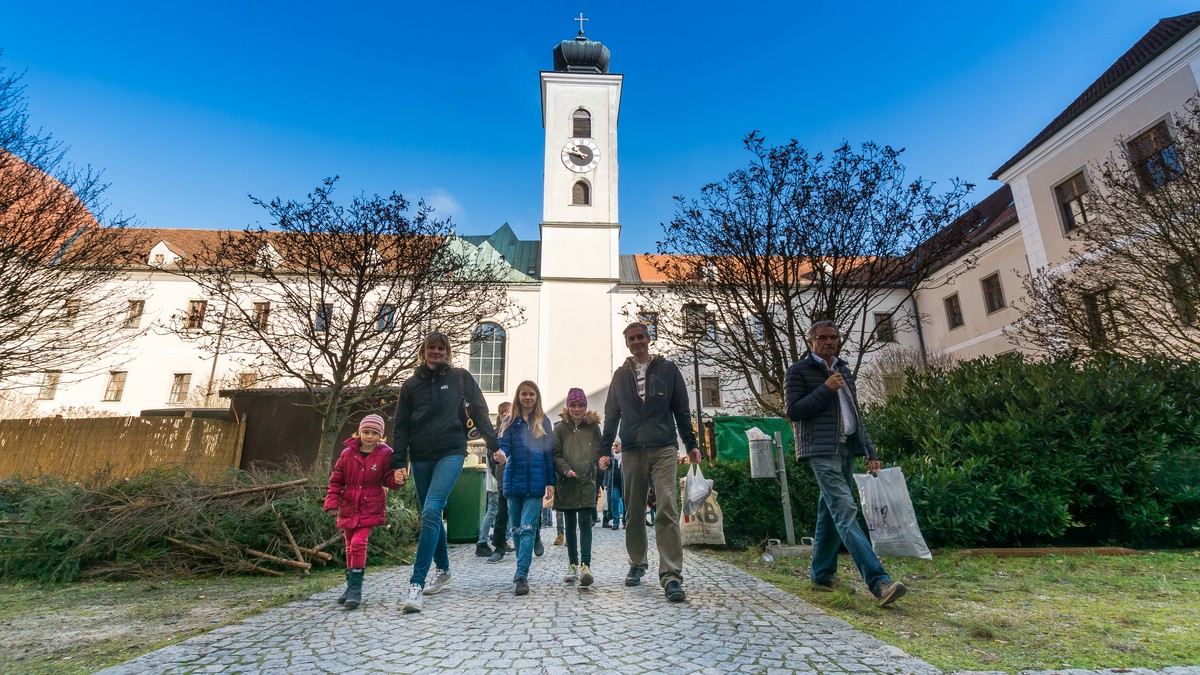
left=176, top=178, right=521, bottom=468
left=635, top=133, right=973, bottom=416
left=1013, top=101, right=1200, bottom=360
left=0, top=55, right=142, bottom=389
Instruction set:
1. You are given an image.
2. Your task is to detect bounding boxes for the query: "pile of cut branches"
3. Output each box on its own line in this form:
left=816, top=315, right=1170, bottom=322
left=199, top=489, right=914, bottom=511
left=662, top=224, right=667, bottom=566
left=0, top=465, right=418, bottom=583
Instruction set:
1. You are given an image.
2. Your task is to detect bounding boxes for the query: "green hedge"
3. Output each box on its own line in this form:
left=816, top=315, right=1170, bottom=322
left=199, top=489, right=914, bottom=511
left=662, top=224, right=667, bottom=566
left=868, top=354, right=1200, bottom=548
left=692, top=354, right=1200, bottom=551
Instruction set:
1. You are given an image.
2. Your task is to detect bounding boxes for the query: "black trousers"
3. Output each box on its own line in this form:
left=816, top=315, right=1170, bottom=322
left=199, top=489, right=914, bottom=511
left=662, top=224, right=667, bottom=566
left=563, top=508, right=594, bottom=565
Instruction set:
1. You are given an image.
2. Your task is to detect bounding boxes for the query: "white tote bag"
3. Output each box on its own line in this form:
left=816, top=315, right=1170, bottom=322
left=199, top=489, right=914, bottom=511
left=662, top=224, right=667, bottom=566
left=853, top=467, right=932, bottom=560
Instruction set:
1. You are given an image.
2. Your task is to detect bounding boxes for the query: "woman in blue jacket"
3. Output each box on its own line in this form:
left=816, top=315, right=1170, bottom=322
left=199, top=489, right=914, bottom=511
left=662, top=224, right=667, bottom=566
left=493, top=380, right=555, bottom=596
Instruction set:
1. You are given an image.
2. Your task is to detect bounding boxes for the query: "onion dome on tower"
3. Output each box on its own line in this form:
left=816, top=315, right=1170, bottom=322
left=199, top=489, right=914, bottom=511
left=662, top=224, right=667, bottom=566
left=553, top=30, right=611, bottom=74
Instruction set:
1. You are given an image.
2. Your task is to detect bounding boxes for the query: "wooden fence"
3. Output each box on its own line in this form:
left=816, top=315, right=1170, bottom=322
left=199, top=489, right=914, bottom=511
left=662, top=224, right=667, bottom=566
left=0, top=416, right=246, bottom=481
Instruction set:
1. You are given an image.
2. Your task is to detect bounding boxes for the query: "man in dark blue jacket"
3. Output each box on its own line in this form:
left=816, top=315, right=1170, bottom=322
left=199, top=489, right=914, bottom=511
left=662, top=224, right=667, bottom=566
left=785, top=320, right=907, bottom=607
left=600, top=321, right=702, bottom=603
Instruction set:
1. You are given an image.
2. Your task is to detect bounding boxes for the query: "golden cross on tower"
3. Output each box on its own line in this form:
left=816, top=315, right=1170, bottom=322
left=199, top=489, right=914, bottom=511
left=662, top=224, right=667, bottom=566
left=574, top=12, right=588, bottom=35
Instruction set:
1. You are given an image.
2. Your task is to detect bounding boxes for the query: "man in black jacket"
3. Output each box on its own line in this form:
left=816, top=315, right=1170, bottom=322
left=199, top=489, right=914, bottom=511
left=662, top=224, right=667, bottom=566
left=599, top=321, right=702, bottom=603
left=785, top=320, right=907, bottom=607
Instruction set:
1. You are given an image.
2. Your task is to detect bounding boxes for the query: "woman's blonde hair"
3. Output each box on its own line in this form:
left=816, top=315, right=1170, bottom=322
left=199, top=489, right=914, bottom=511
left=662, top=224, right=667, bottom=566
left=420, top=332, right=452, bottom=365
left=497, top=380, right=547, bottom=439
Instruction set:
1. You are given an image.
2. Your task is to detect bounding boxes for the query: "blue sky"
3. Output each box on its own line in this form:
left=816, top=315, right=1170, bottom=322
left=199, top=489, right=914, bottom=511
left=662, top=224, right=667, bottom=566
left=3, top=1, right=1197, bottom=255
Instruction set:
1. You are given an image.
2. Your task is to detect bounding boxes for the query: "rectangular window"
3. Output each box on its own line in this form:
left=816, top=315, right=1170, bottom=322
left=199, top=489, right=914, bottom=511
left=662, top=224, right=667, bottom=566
left=944, top=293, right=964, bottom=329
left=315, top=303, right=333, bottom=332
left=700, top=376, right=722, bottom=408
left=103, top=371, right=127, bottom=401
left=873, top=313, right=896, bottom=342
left=252, top=302, right=270, bottom=330
left=38, top=370, right=61, bottom=400
left=376, top=304, right=397, bottom=332
left=1083, top=289, right=1120, bottom=346
left=1168, top=262, right=1198, bottom=325
left=237, top=372, right=256, bottom=389
left=1055, top=171, right=1093, bottom=232
left=185, top=300, right=207, bottom=329
left=168, top=373, right=191, bottom=404
left=59, top=299, right=81, bottom=326
left=981, top=273, right=1006, bottom=314
left=1128, top=121, right=1182, bottom=189
left=637, top=310, right=659, bottom=341
left=123, top=300, right=145, bottom=329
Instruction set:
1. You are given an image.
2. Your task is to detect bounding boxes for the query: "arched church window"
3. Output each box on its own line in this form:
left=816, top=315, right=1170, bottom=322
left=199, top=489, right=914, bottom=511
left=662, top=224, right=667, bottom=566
left=572, top=181, right=591, bottom=205
left=469, top=322, right=506, bottom=392
left=572, top=109, right=591, bottom=138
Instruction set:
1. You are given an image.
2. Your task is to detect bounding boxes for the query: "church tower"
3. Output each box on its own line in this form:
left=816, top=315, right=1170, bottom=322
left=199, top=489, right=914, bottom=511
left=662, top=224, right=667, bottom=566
left=538, top=23, right=623, bottom=406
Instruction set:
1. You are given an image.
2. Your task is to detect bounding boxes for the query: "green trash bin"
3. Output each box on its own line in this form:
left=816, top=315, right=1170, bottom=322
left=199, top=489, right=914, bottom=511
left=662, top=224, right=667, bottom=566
left=445, top=465, right=486, bottom=543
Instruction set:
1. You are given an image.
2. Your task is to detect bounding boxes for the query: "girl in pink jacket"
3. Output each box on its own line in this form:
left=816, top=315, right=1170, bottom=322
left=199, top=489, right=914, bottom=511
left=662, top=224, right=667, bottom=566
left=323, top=413, right=402, bottom=610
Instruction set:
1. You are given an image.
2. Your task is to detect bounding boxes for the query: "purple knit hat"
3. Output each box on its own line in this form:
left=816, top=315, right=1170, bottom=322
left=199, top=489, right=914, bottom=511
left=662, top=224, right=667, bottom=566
left=358, top=413, right=385, bottom=436
left=566, top=388, right=587, bottom=408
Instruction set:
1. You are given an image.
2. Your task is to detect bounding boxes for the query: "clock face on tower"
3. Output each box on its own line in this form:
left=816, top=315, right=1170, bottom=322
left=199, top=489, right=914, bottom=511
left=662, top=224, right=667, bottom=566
left=561, top=139, right=601, bottom=173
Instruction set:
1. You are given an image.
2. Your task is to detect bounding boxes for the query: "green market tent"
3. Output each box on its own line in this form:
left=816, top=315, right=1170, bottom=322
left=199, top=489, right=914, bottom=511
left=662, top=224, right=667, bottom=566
left=712, top=416, right=794, bottom=462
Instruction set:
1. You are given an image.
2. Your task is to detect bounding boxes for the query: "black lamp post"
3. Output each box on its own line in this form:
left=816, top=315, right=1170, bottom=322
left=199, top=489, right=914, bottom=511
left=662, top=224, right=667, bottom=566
left=683, top=302, right=707, bottom=459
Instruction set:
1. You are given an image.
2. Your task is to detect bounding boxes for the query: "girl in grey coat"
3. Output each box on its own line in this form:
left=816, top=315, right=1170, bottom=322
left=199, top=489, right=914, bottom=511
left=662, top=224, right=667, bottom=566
left=552, top=387, right=604, bottom=586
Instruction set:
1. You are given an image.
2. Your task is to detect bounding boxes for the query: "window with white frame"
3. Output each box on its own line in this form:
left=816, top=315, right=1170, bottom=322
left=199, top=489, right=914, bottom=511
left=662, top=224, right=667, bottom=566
left=1083, top=288, right=1120, bottom=347
left=469, top=322, right=506, bottom=392
left=572, top=108, right=591, bottom=138
left=252, top=302, right=270, bottom=330
left=1055, top=171, right=1093, bottom=233
left=123, top=300, right=145, bottom=329
left=185, top=300, right=207, bottom=329
left=700, top=376, right=721, bottom=407
left=38, top=371, right=61, bottom=400
left=1128, top=121, right=1182, bottom=189
left=873, top=313, right=896, bottom=342
left=103, top=371, right=127, bottom=401
left=637, top=310, right=659, bottom=341
left=168, top=373, right=191, bottom=404
left=315, top=303, right=333, bottom=332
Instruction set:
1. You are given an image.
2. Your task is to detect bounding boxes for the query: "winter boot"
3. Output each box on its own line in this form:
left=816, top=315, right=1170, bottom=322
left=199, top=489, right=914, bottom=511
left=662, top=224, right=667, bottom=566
left=336, top=569, right=352, bottom=605
left=343, top=568, right=365, bottom=610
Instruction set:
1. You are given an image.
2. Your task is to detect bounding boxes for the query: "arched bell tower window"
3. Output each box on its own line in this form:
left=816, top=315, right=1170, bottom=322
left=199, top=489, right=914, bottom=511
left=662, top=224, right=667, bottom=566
left=572, top=109, right=591, bottom=138
left=468, top=322, right=506, bottom=392
left=572, top=180, right=591, bottom=205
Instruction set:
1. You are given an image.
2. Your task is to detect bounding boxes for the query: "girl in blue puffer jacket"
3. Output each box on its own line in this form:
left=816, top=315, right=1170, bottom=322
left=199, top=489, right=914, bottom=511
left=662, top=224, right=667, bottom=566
left=493, top=380, right=555, bottom=596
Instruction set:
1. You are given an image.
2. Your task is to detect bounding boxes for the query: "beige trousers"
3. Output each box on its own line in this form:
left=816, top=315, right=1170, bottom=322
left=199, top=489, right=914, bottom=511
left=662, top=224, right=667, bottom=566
left=621, top=444, right=684, bottom=585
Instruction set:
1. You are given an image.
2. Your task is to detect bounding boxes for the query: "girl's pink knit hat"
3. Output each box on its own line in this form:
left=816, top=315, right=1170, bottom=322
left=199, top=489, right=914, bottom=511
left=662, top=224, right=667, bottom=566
left=566, top=388, right=587, bottom=408
left=358, top=413, right=385, bottom=436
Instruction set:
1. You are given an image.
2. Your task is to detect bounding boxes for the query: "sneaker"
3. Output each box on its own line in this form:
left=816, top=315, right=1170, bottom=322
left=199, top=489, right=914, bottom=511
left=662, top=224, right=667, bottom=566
left=624, top=566, right=645, bottom=587
left=475, top=541, right=492, bottom=557
left=514, top=577, right=529, bottom=596
left=487, top=550, right=505, bottom=564
left=534, top=539, right=545, bottom=557
left=579, top=563, right=593, bottom=587
left=877, top=580, right=907, bottom=607
left=505, top=541, right=515, bottom=552
left=423, top=569, right=451, bottom=595
left=610, top=523, right=620, bottom=531
left=664, top=579, right=686, bottom=603
left=564, top=564, right=578, bottom=583
left=812, top=577, right=856, bottom=594
left=402, top=583, right=424, bottom=613
left=553, top=532, right=565, bottom=546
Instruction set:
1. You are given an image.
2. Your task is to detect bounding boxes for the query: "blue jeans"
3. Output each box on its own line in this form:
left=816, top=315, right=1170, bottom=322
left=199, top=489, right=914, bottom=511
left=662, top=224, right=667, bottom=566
left=409, top=454, right=465, bottom=587
left=507, top=495, right=543, bottom=579
left=809, top=455, right=891, bottom=596
left=478, top=490, right=499, bottom=545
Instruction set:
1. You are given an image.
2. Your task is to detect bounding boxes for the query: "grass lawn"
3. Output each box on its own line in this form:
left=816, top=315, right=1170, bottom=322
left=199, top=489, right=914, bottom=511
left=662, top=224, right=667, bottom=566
left=714, top=548, right=1200, bottom=673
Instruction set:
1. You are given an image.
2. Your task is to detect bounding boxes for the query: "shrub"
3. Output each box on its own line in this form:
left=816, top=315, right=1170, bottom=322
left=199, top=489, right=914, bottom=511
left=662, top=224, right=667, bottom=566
left=868, top=354, right=1200, bottom=548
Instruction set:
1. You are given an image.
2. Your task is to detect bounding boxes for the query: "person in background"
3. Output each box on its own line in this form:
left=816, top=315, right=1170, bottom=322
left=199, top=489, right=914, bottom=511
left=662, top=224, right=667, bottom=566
left=552, top=387, right=604, bottom=587
left=606, top=440, right=624, bottom=530
left=479, top=402, right=512, bottom=558
left=486, top=402, right=515, bottom=563
left=494, top=380, right=556, bottom=596
left=323, top=413, right=401, bottom=610
left=392, top=332, right=498, bottom=614
left=785, top=320, right=906, bottom=607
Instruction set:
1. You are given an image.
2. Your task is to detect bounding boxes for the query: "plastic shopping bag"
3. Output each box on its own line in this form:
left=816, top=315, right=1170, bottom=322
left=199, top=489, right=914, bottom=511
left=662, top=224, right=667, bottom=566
left=681, top=489, right=726, bottom=546
left=681, top=464, right=713, bottom=516
left=853, top=467, right=932, bottom=560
